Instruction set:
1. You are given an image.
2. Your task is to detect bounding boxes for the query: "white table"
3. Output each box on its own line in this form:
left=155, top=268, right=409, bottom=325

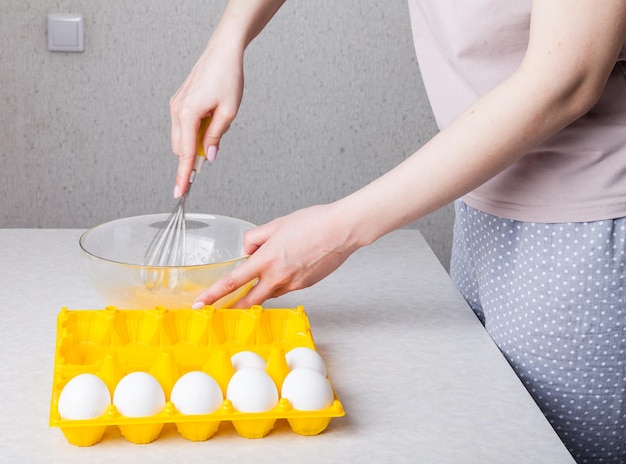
left=0, top=229, right=575, bottom=463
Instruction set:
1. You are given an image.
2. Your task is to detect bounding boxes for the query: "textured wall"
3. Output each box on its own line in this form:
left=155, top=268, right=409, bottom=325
left=0, top=0, right=453, bottom=268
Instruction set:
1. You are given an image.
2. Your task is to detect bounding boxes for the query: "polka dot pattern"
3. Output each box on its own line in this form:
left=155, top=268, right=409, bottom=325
left=450, top=200, right=626, bottom=463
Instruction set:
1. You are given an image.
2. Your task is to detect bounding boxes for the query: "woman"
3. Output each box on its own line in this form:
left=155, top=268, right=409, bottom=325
left=169, top=1, right=626, bottom=461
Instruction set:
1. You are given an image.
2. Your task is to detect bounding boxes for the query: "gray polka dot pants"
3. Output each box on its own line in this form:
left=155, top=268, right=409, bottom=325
left=450, top=200, right=625, bottom=463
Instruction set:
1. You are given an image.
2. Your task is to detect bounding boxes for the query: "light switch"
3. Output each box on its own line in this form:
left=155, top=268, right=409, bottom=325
left=48, top=14, right=84, bottom=52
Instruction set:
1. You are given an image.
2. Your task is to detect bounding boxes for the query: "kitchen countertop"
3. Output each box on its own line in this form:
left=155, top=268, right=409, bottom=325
left=0, top=228, right=575, bottom=463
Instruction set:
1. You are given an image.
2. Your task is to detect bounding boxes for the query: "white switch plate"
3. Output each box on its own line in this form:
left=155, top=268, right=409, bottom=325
left=48, top=14, right=84, bottom=52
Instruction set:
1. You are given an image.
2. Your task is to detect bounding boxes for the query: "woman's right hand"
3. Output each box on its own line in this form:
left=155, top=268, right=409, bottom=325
left=169, top=0, right=286, bottom=198
left=169, top=39, right=244, bottom=198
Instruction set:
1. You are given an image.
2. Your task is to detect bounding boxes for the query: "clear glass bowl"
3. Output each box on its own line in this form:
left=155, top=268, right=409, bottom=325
left=79, top=213, right=256, bottom=309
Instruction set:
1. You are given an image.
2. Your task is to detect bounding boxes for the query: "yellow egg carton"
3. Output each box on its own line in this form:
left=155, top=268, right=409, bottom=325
left=49, top=305, right=345, bottom=446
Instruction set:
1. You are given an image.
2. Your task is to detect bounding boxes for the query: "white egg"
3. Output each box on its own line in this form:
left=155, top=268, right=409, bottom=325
left=231, top=350, right=266, bottom=371
left=226, top=367, right=278, bottom=412
left=113, top=372, right=165, bottom=417
left=281, top=367, right=334, bottom=411
left=285, top=347, right=327, bottom=376
left=170, top=371, right=223, bottom=415
left=57, top=373, right=111, bottom=420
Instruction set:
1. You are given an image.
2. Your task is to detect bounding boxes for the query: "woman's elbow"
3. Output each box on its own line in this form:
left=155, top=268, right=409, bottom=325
left=562, top=70, right=609, bottom=119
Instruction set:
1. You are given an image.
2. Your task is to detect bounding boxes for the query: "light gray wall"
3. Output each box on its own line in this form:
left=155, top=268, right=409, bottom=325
left=0, top=0, right=454, bottom=269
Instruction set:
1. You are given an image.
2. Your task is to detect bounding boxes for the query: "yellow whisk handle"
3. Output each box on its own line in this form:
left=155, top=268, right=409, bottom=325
left=196, top=117, right=211, bottom=157
left=194, top=117, right=212, bottom=174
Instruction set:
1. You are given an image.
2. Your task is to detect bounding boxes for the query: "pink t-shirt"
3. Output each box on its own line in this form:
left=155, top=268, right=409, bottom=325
left=408, top=0, right=626, bottom=222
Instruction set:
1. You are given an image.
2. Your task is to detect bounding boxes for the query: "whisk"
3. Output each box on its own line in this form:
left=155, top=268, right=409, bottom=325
left=144, top=119, right=211, bottom=267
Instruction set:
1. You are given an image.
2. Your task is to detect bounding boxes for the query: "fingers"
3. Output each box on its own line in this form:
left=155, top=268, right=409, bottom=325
left=192, top=259, right=270, bottom=309
left=199, top=106, right=236, bottom=162
left=235, top=281, right=290, bottom=309
left=170, top=90, right=203, bottom=197
left=171, top=104, right=238, bottom=197
left=242, top=224, right=273, bottom=256
left=193, top=273, right=287, bottom=310
left=191, top=226, right=284, bottom=308
left=173, top=115, right=201, bottom=198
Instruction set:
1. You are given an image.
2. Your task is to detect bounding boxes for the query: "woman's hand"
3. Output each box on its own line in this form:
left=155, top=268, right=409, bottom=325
left=170, top=41, right=244, bottom=198
left=169, top=0, right=286, bottom=198
left=192, top=203, right=363, bottom=308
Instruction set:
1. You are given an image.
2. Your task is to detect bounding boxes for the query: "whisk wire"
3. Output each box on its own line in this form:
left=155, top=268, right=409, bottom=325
left=145, top=189, right=190, bottom=267
left=144, top=154, right=205, bottom=270
left=169, top=196, right=186, bottom=266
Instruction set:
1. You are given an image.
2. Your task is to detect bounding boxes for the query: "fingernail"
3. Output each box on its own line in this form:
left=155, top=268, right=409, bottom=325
left=173, top=185, right=181, bottom=199
left=207, top=145, right=218, bottom=163
left=192, top=301, right=205, bottom=309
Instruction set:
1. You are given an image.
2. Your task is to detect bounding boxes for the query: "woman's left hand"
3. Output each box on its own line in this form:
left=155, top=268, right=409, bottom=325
left=193, top=203, right=361, bottom=308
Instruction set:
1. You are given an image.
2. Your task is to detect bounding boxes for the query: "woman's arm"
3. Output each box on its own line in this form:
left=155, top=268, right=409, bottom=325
left=341, top=0, right=626, bottom=245
left=193, top=0, right=626, bottom=308
left=170, top=0, right=286, bottom=197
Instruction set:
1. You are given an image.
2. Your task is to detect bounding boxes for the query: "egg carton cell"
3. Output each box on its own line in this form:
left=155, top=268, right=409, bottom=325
left=49, top=306, right=345, bottom=446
